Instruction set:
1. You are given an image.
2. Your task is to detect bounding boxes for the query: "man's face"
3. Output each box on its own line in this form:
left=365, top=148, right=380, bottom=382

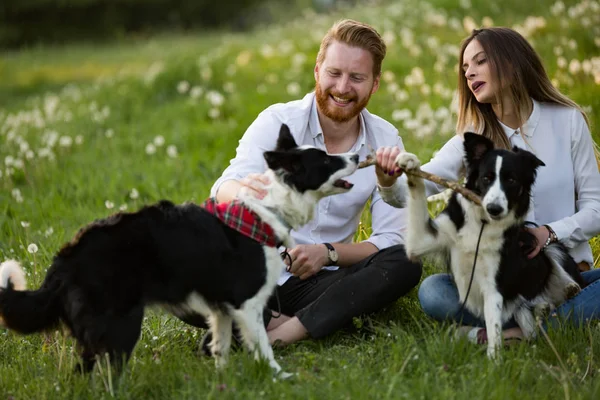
left=314, top=41, right=380, bottom=123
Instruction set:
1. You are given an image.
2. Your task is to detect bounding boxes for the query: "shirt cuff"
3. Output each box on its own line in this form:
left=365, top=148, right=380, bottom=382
left=377, top=178, right=408, bottom=208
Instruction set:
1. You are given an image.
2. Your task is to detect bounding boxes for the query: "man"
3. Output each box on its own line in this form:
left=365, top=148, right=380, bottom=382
left=208, top=19, right=421, bottom=346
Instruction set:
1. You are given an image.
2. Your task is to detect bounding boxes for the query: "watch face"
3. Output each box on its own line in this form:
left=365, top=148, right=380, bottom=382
left=329, top=249, right=338, bottom=262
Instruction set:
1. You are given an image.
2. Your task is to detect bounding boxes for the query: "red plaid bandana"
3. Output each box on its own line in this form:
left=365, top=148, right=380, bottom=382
left=201, top=198, right=280, bottom=247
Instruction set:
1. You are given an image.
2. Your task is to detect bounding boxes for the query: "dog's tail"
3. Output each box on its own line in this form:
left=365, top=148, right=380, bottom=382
left=0, top=260, right=62, bottom=333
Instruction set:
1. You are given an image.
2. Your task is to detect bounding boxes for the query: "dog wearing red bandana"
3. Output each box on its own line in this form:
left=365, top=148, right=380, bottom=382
left=0, top=124, right=358, bottom=378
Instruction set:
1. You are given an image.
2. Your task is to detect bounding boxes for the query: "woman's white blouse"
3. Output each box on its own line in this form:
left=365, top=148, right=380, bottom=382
left=380, top=100, right=600, bottom=264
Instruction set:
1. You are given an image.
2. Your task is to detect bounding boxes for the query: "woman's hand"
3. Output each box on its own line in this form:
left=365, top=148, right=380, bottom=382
left=375, top=146, right=404, bottom=187
left=524, top=226, right=551, bottom=259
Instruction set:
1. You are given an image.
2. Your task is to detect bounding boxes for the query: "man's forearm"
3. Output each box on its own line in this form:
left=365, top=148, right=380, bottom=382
left=331, top=241, right=379, bottom=267
left=215, top=179, right=242, bottom=203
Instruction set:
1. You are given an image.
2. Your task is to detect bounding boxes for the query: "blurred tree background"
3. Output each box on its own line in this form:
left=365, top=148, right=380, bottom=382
left=0, top=0, right=358, bottom=48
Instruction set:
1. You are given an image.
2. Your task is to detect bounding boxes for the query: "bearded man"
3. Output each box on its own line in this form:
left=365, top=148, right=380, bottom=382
left=196, top=19, right=421, bottom=348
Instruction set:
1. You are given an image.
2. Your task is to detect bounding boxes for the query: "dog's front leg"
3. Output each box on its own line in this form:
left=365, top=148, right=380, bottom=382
left=233, top=300, right=292, bottom=378
left=395, top=153, right=440, bottom=260
left=483, top=290, right=504, bottom=360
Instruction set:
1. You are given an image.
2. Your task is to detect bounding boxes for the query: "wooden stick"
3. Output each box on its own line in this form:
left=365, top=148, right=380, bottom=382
left=358, top=154, right=482, bottom=206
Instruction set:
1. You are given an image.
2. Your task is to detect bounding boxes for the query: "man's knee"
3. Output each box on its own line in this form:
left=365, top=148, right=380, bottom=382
left=378, top=245, right=423, bottom=285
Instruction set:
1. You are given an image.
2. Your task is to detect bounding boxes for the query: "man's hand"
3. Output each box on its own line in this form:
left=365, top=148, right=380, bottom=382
left=285, top=244, right=330, bottom=280
left=238, top=173, right=270, bottom=199
left=524, top=226, right=551, bottom=259
left=375, top=146, right=404, bottom=188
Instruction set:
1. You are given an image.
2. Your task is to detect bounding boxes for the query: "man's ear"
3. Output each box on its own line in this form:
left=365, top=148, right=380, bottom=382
left=274, top=124, right=297, bottom=151
left=464, top=132, right=494, bottom=166
left=371, top=73, right=380, bottom=95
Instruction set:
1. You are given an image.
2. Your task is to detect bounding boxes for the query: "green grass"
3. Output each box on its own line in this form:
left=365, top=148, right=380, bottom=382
left=1, top=0, right=600, bottom=398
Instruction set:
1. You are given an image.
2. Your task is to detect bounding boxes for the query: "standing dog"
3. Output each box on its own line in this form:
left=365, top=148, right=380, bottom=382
left=0, top=124, right=358, bottom=376
left=396, top=132, right=584, bottom=358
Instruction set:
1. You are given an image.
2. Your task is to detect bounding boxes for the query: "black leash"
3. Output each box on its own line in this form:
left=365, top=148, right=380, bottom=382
left=269, top=248, right=294, bottom=319
left=455, top=220, right=487, bottom=317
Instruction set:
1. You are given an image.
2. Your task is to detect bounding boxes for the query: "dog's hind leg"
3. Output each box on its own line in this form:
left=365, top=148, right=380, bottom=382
left=232, top=300, right=288, bottom=377
left=206, top=311, right=232, bottom=369
left=514, top=304, right=537, bottom=339
left=99, top=306, right=144, bottom=374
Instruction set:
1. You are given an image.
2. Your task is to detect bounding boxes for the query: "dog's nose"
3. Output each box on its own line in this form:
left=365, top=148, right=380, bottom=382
left=350, top=154, right=359, bottom=164
left=486, top=204, right=503, bottom=216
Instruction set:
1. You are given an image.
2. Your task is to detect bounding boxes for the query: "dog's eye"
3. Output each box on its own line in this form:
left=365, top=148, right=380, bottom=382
left=506, top=177, right=516, bottom=185
left=482, top=176, right=491, bottom=184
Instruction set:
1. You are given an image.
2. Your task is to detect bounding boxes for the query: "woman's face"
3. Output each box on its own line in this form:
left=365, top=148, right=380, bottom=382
left=462, top=39, right=499, bottom=104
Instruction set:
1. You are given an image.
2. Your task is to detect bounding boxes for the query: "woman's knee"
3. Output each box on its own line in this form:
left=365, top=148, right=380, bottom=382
left=418, top=274, right=459, bottom=321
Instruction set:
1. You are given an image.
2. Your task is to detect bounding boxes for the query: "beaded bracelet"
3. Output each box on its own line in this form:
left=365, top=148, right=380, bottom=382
left=542, top=224, right=558, bottom=249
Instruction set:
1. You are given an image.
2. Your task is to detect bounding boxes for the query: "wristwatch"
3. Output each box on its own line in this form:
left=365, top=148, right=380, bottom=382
left=323, top=243, right=338, bottom=266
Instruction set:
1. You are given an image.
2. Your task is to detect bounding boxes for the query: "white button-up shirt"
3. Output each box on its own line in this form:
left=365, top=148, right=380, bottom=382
left=211, top=92, right=407, bottom=284
left=381, top=99, right=600, bottom=265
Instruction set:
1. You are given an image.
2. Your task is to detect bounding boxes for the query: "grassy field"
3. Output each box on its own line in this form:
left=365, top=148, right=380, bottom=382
left=1, top=0, right=600, bottom=398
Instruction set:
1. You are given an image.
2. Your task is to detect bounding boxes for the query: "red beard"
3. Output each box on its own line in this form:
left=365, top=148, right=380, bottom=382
left=315, top=83, right=372, bottom=123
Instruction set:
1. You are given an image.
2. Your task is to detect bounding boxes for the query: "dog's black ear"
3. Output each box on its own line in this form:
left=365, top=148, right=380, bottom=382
left=263, top=150, right=299, bottom=172
left=464, top=132, right=493, bottom=165
left=513, top=146, right=545, bottom=169
left=274, top=124, right=297, bottom=151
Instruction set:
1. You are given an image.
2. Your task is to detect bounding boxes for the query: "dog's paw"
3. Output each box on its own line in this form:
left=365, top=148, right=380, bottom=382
left=534, top=303, right=552, bottom=320
left=395, top=153, right=421, bottom=172
left=564, top=282, right=581, bottom=299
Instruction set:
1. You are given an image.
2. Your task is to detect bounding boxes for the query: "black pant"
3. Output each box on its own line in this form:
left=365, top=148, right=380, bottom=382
left=178, top=245, right=422, bottom=339
left=267, top=244, right=422, bottom=338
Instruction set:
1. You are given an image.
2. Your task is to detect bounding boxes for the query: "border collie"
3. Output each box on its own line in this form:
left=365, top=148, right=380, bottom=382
left=397, top=132, right=585, bottom=358
left=0, top=124, right=359, bottom=376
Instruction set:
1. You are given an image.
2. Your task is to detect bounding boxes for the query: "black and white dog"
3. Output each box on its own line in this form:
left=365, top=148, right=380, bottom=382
left=0, top=124, right=358, bottom=376
left=396, top=132, right=585, bottom=358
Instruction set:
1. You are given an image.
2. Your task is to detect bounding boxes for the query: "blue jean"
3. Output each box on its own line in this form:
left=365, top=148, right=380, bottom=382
left=418, top=269, right=600, bottom=329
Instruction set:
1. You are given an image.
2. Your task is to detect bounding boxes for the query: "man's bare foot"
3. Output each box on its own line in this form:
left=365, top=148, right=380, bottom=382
left=267, top=317, right=309, bottom=346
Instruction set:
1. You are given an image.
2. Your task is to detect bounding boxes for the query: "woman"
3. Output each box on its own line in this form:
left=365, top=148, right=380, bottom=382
left=376, top=27, right=600, bottom=342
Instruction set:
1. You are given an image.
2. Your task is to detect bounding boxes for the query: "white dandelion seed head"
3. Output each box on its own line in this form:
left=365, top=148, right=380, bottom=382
left=21, top=221, right=30, bottom=228
left=208, top=108, right=221, bottom=119
left=130, top=188, right=139, bottom=199
left=153, top=136, right=165, bottom=147
left=145, top=143, right=157, bottom=155
left=167, top=145, right=178, bottom=158
left=177, top=81, right=190, bottom=94
left=105, top=201, right=114, bottom=209
left=27, top=243, right=38, bottom=254
left=105, top=129, right=114, bottom=138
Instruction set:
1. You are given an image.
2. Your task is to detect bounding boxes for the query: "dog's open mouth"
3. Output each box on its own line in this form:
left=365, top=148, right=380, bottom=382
left=333, top=179, right=354, bottom=189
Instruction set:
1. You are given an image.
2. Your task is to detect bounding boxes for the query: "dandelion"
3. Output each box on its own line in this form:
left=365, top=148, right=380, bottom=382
left=153, top=136, right=165, bottom=147
left=27, top=243, right=38, bottom=254
left=266, top=74, right=279, bottom=84
left=463, top=16, right=477, bottom=32
left=105, top=201, right=114, bottom=209
left=75, top=135, right=84, bottom=145
left=189, top=86, right=203, bottom=99
left=391, top=109, right=412, bottom=121
left=482, top=16, right=494, bottom=27
left=557, top=57, right=567, bottom=69
left=208, top=108, right=221, bottom=119
left=286, top=82, right=301, bottom=96
left=260, top=44, right=274, bottom=58
left=177, top=81, right=190, bottom=94
left=206, top=91, right=225, bottom=107
left=12, top=188, right=24, bottom=203
left=145, top=143, right=156, bottom=155
left=44, top=227, right=54, bottom=237
left=119, top=204, right=128, bottom=211
left=105, top=129, right=114, bottom=138
left=59, top=136, right=73, bottom=147
left=236, top=50, right=252, bottom=67
left=382, top=71, right=395, bottom=83
left=257, top=84, right=267, bottom=94
left=167, top=145, right=178, bottom=158
left=223, top=82, right=236, bottom=94
left=569, top=59, right=581, bottom=74
left=200, top=67, right=212, bottom=81
left=21, top=221, right=30, bottom=228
